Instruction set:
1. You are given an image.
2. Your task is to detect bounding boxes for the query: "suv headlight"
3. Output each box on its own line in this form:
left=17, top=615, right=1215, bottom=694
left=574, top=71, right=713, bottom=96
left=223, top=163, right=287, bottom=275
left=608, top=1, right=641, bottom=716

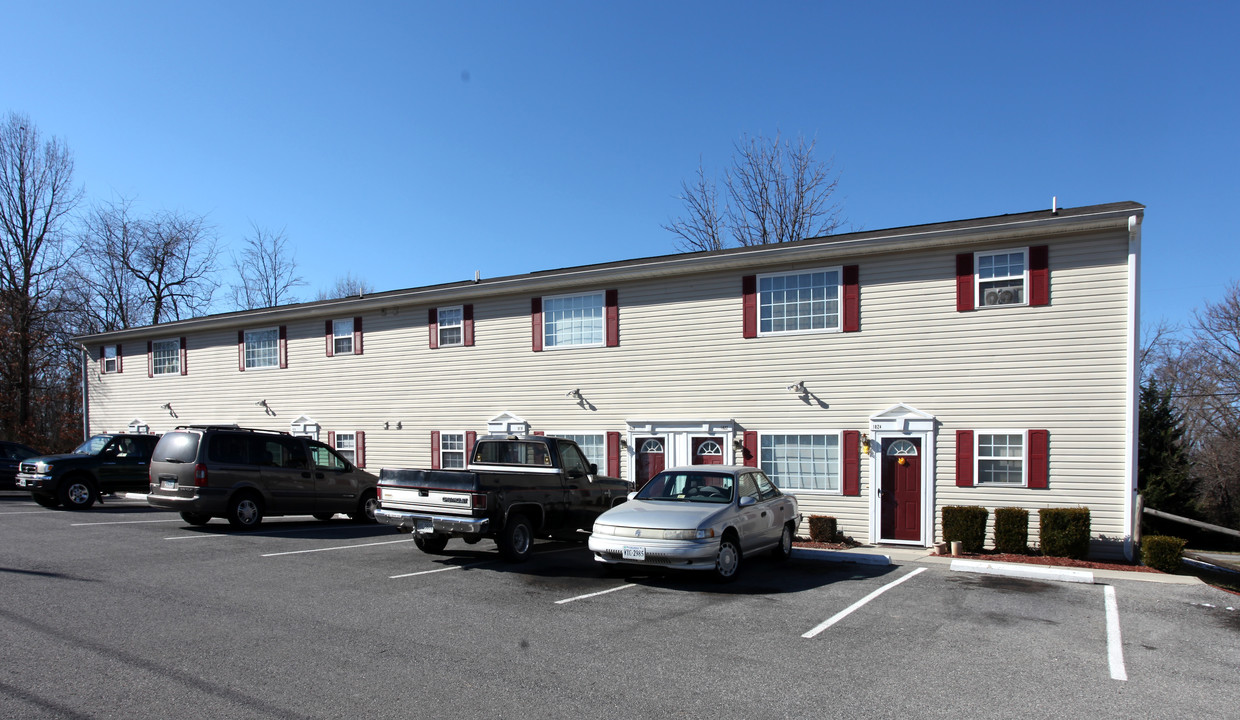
left=663, top=528, right=714, bottom=541
left=35, top=461, right=53, bottom=474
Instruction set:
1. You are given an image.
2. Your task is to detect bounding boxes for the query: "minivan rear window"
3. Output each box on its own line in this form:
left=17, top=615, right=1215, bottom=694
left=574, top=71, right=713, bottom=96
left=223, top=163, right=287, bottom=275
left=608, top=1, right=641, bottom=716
left=154, top=432, right=200, bottom=463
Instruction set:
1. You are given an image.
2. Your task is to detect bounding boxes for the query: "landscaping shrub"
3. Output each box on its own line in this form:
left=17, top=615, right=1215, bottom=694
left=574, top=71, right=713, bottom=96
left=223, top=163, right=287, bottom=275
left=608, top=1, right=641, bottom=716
left=993, top=507, right=1029, bottom=554
left=1141, top=535, right=1187, bottom=573
left=942, top=506, right=988, bottom=553
left=808, top=515, right=837, bottom=543
left=1038, top=507, right=1091, bottom=559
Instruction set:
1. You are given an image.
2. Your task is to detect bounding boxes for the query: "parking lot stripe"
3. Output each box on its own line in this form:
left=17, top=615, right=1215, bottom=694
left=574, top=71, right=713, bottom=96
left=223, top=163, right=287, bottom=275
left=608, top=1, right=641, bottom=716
left=389, top=562, right=487, bottom=579
left=261, top=538, right=415, bottom=556
left=1104, top=585, right=1128, bottom=681
left=0, top=510, right=55, bottom=515
left=70, top=518, right=185, bottom=526
left=802, top=567, right=928, bottom=639
left=554, top=584, right=637, bottom=605
left=164, top=534, right=228, bottom=540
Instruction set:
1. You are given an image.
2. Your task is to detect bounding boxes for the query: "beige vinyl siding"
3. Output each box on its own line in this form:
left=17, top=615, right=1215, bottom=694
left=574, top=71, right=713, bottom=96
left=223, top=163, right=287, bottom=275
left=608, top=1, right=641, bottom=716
left=86, top=227, right=1134, bottom=554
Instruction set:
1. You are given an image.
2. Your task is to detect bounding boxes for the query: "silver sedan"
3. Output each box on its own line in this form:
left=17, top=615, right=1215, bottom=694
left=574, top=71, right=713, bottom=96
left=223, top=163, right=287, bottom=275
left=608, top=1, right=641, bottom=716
left=588, top=465, right=800, bottom=581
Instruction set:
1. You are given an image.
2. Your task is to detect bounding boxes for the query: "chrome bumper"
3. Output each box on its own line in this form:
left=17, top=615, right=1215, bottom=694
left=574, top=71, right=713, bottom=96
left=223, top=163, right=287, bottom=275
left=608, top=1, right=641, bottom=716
left=375, top=508, right=490, bottom=535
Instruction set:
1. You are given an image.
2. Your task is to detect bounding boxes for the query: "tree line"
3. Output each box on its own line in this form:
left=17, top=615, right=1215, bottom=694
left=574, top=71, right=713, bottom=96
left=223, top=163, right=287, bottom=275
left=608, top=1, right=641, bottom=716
left=0, top=112, right=371, bottom=452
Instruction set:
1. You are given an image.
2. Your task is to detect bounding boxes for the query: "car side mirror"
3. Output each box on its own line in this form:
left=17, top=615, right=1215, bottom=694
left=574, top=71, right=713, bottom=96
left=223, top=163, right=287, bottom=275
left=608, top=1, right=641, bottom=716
left=739, top=496, right=757, bottom=507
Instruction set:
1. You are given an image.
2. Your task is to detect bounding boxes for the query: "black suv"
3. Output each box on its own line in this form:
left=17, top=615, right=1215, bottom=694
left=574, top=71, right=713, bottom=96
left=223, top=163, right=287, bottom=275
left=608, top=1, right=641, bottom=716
left=146, top=426, right=379, bottom=529
left=0, top=440, right=42, bottom=489
left=16, top=434, right=160, bottom=509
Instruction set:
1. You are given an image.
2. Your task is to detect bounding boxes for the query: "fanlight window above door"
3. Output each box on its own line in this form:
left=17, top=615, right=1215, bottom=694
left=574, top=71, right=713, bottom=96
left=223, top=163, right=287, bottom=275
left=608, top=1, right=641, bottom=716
left=887, top=440, right=918, bottom=456
left=696, top=440, right=723, bottom=456
left=639, top=439, right=664, bottom=453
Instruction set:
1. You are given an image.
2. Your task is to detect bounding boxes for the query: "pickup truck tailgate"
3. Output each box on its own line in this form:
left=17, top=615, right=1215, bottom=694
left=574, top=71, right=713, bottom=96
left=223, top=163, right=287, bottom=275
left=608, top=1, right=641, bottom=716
left=378, top=468, right=481, bottom=516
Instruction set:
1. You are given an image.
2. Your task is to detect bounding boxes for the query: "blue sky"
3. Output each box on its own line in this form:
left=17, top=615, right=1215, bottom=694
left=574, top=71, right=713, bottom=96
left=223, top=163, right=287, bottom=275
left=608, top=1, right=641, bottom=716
left=3, top=1, right=1236, bottom=329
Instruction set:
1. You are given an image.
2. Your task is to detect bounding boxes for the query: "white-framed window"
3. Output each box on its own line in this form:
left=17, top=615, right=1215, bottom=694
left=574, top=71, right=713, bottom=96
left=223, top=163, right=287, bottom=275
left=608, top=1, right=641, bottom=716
left=558, top=433, right=605, bottom=470
left=440, top=432, right=466, bottom=469
left=334, top=432, right=357, bottom=465
left=245, top=328, right=280, bottom=369
left=152, top=338, right=180, bottom=375
left=103, top=345, right=119, bottom=373
left=544, top=291, right=604, bottom=348
left=438, top=306, right=464, bottom=347
left=760, top=433, right=841, bottom=493
left=333, top=318, right=354, bottom=355
left=759, top=268, right=841, bottom=335
left=976, top=248, right=1027, bottom=308
left=977, top=432, right=1025, bottom=485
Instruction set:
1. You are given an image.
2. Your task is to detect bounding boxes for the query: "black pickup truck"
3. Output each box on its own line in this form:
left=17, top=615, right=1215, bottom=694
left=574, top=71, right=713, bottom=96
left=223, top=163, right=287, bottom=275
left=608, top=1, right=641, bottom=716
left=375, top=434, right=632, bottom=562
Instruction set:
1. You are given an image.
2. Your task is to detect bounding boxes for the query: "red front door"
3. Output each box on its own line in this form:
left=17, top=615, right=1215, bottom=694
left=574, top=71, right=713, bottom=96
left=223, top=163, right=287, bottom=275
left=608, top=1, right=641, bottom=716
left=692, top=437, right=724, bottom=465
left=635, top=437, right=665, bottom=489
left=880, top=438, right=921, bottom=542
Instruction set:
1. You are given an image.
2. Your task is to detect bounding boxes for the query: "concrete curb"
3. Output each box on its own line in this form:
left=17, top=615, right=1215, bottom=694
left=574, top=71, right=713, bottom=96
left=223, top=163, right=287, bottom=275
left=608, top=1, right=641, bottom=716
left=792, top=547, right=891, bottom=566
left=950, top=558, right=1095, bottom=584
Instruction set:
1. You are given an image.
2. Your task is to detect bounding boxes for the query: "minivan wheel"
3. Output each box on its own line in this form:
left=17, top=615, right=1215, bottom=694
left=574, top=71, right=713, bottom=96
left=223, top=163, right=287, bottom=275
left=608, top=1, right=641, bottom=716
left=351, top=490, right=378, bottom=523
left=180, top=512, right=211, bottom=526
left=227, top=492, right=264, bottom=530
left=59, top=477, right=97, bottom=510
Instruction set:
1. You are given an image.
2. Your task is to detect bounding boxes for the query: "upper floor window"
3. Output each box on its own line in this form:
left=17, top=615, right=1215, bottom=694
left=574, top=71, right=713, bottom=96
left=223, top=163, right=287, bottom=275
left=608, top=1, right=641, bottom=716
left=759, top=269, right=841, bottom=335
left=152, top=339, right=180, bottom=375
left=976, top=249, right=1027, bottom=307
left=102, top=345, right=120, bottom=374
left=333, top=319, right=354, bottom=355
left=760, top=433, right=840, bottom=493
left=245, top=328, right=280, bottom=369
left=544, top=291, right=604, bottom=348
left=438, top=307, right=464, bottom=347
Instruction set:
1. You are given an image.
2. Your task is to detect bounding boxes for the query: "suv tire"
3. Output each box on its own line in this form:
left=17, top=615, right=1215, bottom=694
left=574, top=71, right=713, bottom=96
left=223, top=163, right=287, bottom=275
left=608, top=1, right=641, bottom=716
left=59, top=476, right=97, bottom=510
left=227, top=492, right=264, bottom=530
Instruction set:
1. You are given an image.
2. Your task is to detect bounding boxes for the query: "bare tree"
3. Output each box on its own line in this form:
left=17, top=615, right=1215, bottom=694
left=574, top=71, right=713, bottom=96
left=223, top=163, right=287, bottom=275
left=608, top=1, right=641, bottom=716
left=71, top=195, right=148, bottom=332
left=0, top=113, right=82, bottom=440
left=664, top=132, right=844, bottom=252
left=229, top=223, right=305, bottom=310
left=316, top=272, right=374, bottom=301
left=126, top=210, right=219, bottom=324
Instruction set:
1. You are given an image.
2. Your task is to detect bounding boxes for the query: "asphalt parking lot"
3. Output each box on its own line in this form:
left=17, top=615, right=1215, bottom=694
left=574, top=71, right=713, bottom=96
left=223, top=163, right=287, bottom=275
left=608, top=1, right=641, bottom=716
left=2, top=492, right=1237, bottom=719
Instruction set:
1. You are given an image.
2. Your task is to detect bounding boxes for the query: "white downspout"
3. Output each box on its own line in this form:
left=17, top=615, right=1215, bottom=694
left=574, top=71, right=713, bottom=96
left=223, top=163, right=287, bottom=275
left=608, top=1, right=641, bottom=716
left=80, top=345, right=90, bottom=440
left=1124, top=214, right=1142, bottom=561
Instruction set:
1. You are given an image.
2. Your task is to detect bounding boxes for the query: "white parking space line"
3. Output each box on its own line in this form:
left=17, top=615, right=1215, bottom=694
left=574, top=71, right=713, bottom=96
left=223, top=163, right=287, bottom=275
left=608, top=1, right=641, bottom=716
left=802, top=567, right=928, bottom=639
left=390, top=562, right=487, bottom=579
left=70, top=518, right=185, bottom=526
left=1104, top=585, right=1128, bottom=681
left=555, top=584, right=637, bottom=605
left=0, top=510, right=55, bottom=515
left=164, top=534, right=228, bottom=540
left=262, top=538, right=415, bottom=557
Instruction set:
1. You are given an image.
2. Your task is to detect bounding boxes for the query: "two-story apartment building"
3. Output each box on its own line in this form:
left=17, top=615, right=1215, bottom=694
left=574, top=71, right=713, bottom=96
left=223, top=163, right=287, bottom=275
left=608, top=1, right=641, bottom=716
left=77, top=201, right=1143, bottom=558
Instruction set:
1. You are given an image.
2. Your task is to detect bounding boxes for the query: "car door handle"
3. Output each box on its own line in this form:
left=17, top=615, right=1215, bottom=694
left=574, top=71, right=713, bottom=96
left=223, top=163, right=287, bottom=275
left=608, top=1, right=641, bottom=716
left=761, top=511, right=767, bottom=517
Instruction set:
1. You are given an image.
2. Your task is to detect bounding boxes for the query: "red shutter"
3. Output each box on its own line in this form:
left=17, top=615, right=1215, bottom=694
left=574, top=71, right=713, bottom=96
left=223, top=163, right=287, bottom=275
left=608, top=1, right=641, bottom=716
left=606, top=431, right=621, bottom=477
left=99, top=346, right=106, bottom=373
left=956, top=253, right=974, bottom=312
left=325, top=320, right=334, bottom=357
left=1030, top=245, right=1050, bottom=306
left=353, top=316, right=363, bottom=355
left=430, top=431, right=441, bottom=469
left=278, top=325, right=288, bottom=368
left=605, top=289, right=619, bottom=347
left=463, top=304, right=475, bottom=347
left=179, top=336, right=188, bottom=375
left=842, top=265, right=860, bottom=332
left=1028, top=429, right=1049, bottom=488
left=355, top=431, right=366, bottom=469
left=238, top=331, right=245, bottom=371
left=842, top=430, right=861, bottom=496
left=531, top=298, right=543, bottom=352
left=742, top=275, right=757, bottom=338
left=428, top=308, right=439, bottom=349
left=466, top=431, right=477, bottom=465
left=147, top=341, right=154, bottom=377
left=116, top=343, right=123, bottom=373
left=533, top=431, right=545, bottom=437
left=956, top=430, right=974, bottom=487
left=327, top=431, right=335, bottom=448
left=742, top=430, right=758, bottom=467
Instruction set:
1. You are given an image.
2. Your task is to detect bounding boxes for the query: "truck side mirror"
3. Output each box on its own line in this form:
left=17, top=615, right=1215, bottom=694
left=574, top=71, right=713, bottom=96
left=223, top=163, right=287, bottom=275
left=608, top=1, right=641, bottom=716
left=589, top=463, right=598, bottom=476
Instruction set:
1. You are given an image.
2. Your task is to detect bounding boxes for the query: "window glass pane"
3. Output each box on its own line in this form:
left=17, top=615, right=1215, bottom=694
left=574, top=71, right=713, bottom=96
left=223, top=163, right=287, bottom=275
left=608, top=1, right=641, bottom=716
left=333, top=319, right=354, bottom=355
left=977, top=433, right=1024, bottom=484
left=438, top=307, right=463, bottom=346
left=977, top=250, right=1027, bottom=306
left=544, top=292, right=604, bottom=347
left=245, top=329, right=279, bottom=368
left=759, top=270, right=840, bottom=333
left=152, top=339, right=180, bottom=375
left=760, top=434, right=840, bottom=491
left=440, top=432, right=466, bottom=469
left=335, top=432, right=356, bottom=464
left=559, top=434, right=605, bottom=469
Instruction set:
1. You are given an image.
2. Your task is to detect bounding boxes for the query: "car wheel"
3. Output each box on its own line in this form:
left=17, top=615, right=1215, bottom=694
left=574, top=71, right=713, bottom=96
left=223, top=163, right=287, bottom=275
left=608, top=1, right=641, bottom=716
left=226, top=492, right=264, bottom=530
left=313, top=513, right=335, bottom=521
left=59, top=477, right=97, bottom=510
left=32, top=494, right=59, bottom=508
left=180, top=512, right=212, bottom=526
left=713, top=534, right=742, bottom=582
left=414, top=533, right=450, bottom=554
left=498, top=513, right=534, bottom=563
left=350, top=490, right=378, bottom=523
left=772, top=522, right=794, bottom=561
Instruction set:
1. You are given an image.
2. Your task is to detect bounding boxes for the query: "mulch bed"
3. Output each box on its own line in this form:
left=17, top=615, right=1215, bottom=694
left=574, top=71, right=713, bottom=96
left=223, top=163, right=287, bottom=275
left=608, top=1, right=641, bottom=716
left=793, top=540, right=1159, bottom=573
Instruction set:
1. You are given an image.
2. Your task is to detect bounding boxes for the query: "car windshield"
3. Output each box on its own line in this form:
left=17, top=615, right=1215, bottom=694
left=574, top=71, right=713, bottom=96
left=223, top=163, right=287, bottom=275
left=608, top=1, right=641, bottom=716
left=72, top=435, right=114, bottom=455
left=636, top=471, right=734, bottom=503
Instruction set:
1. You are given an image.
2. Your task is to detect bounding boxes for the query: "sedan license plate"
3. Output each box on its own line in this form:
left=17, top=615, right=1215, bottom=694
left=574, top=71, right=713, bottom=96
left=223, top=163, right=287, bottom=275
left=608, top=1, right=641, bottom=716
left=622, top=545, right=646, bottom=561
left=161, top=479, right=176, bottom=490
